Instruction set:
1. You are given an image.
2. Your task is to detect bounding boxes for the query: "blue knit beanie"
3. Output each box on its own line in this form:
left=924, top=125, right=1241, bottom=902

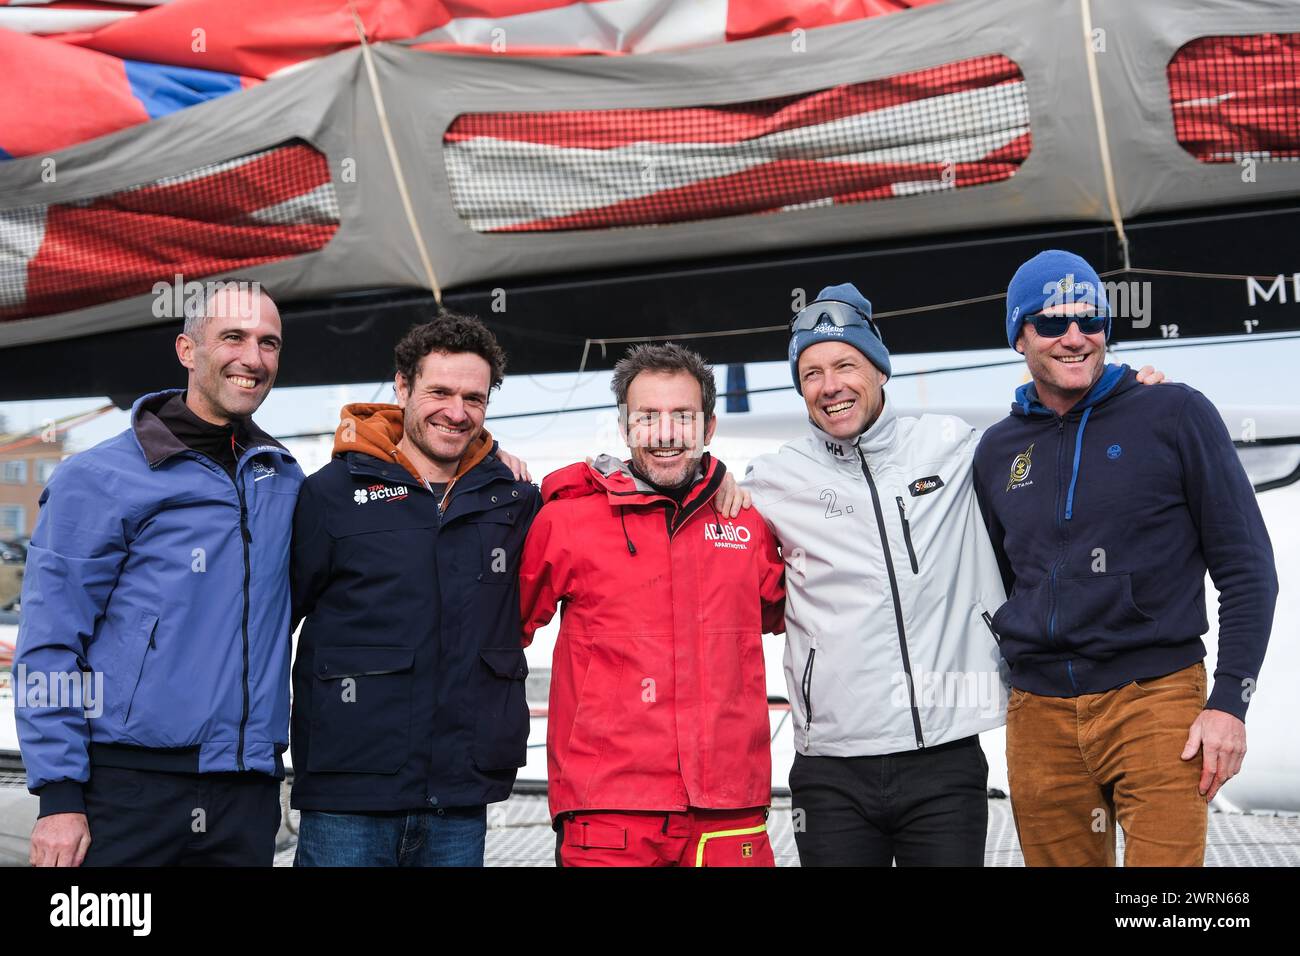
left=788, top=283, right=892, bottom=391
left=1006, top=250, right=1112, bottom=348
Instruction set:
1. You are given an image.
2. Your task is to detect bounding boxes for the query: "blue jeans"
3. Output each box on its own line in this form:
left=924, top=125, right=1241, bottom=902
left=294, top=806, right=487, bottom=867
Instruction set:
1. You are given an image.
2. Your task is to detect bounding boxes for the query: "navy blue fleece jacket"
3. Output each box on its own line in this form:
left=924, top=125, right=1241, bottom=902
left=973, top=364, right=1278, bottom=719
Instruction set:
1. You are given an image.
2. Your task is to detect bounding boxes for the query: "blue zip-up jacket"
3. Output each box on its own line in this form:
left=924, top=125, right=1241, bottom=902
left=14, top=389, right=303, bottom=815
left=973, top=365, right=1277, bottom=719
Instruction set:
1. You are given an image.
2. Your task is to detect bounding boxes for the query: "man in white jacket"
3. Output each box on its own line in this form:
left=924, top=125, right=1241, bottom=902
left=744, top=284, right=1009, bottom=866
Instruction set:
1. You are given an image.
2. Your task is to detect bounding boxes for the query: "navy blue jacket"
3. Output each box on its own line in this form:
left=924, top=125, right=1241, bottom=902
left=973, top=365, right=1277, bottom=719
left=17, top=389, right=303, bottom=816
left=289, top=418, right=540, bottom=812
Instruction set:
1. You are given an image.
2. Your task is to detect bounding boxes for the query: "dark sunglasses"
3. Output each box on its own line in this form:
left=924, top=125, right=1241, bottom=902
left=1024, top=310, right=1108, bottom=338
left=790, top=299, right=884, bottom=342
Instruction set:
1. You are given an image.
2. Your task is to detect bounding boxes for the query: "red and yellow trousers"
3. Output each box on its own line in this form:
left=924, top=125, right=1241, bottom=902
left=555, top=806, right=774, bottom=867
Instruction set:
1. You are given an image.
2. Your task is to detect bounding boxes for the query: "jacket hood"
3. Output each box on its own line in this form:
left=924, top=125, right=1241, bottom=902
left=131, top=387, right=285, bottom=468
left=1012, top=363, right=1133, bottom=418
left=541, top=453, right=721, bottom=506
left=333, top=402, right=494, bottom=486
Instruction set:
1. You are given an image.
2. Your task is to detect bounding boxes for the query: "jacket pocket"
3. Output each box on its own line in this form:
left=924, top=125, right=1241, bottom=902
left=976, top=602, right=1001, bottom=646
left=121, top=613, right=159, bottom=725
left=895, top=496, right=919, bottom=574
left=799, top=636, right=818, bottom=736
left=990, top=579, right=1050, bottom=661
left=1054, top=573, right=1158, bottom=658
left=306, top=646, right=415, bottom=774
left=472, top=648, right=530, bottom=772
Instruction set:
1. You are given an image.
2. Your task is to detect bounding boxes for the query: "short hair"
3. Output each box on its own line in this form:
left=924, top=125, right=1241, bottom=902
left=394, top=310, right=507, bottom=392
left=181, top=279, right=271, bottom=339
left=611, top=343, right=717, bottom=422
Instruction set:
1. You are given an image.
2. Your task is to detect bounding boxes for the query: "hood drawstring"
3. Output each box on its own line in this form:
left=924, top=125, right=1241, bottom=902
left=1064, top=406, right=1093, bottom=521
left=707, top=499, right=725, bottom=535
left=619, top=506, right=637, bottom=556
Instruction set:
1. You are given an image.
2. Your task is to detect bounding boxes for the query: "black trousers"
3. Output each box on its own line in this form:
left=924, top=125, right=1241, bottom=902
left=790, top=734, right=989, bottom=867
left=81, top=765, right=282, bottom=866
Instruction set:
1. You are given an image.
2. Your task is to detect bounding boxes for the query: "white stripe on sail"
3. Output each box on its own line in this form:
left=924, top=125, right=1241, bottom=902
left=416, top=0, right=727, bottom=55
left=0, top=205, right=49, bottom=310
left=445, top=81, right=1029, bottom=229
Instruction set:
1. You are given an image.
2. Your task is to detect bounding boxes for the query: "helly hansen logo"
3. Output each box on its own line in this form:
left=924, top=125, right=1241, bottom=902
left=705, top=523, right=751, bottom=550
left=354, top=483, right=409, bottom=505
left=825, top=441, right=845, bottom=457
left=908, top=475, right=945, bottom=497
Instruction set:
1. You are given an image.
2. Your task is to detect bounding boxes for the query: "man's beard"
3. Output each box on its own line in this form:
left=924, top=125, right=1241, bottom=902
left=404, top=407, right=473, bottom=466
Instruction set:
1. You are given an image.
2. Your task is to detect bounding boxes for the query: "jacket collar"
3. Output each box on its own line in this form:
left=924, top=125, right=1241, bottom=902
left=807, top=393, right=899, bottom=467
left=131, top=388, right=287, bottom=470
left=1012, top=363, right=1132, bottom=419
left=588, top=452, right=721, bottom=509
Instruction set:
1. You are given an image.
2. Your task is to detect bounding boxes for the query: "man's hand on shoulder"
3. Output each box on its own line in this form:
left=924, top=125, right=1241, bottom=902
left=30, top=813, right=91, bottom=867
left=496, top=448, right=531, bottom=483
left=1182, top=708, right=1246, bottom=803
left=716, top=471, right=752, bottom=518
left=1135, top=364, right=1168, bottom=385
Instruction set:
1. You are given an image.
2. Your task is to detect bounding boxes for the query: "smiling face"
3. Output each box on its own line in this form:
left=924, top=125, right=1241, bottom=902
left=395, top=350, right=490, bottom=473
left=623, top=369, right=717, bottom=488
left=1017, top=300, right=1107, bottom=413
left=176, top=288, right=282, bottom=424
left=797, top=340, right=886, bottom=441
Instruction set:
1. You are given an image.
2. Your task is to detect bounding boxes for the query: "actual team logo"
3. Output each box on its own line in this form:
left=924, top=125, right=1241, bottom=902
left=354, top=483, right=409, bottom=505
left=1006, top=443, right=1035, bottom=492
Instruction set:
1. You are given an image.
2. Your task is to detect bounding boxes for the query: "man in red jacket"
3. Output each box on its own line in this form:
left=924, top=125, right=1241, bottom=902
left=520, top=343, right=786, bottom=867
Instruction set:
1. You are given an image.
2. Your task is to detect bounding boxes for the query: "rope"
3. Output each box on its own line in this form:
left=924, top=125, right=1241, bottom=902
left=1080, top=0, right=1130, bottom=269
left=348, top=2, right=443, bottom=304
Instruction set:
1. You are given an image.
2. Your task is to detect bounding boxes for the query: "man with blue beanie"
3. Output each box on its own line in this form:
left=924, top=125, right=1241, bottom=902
left=973, top=249, right=1279, bottom=866
left=743, top=283, right=1011, bottom=866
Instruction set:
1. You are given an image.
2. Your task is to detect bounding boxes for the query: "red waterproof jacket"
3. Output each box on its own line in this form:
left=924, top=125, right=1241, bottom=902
left=520, top=453, right=785, bottom=820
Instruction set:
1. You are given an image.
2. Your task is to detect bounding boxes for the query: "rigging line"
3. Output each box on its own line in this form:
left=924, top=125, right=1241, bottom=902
left=348, top=1, right=443, bottom=304
left=270, top=331, right=1300, bottom=438
left=577, top=264, right=1282, bottom=352
left=1080, top=0, right=1130, bottom=269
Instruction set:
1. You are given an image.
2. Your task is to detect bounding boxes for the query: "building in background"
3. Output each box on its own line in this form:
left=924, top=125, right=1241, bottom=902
left=0, top=418, right=64, bottom=543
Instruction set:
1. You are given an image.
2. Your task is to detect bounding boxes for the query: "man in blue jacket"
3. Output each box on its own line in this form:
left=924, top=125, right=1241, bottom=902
left=18, top=283, right=304, bottom=866
left=289, top=312, right=540, bottom=867
left=973, top=250, right=1279, bottom=866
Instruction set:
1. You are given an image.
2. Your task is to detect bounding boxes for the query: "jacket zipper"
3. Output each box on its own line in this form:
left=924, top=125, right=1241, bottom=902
left=800, top=637, right=817, bottom=737
left=859, top=449, right=924, bottom=748
left=981, top=610, right=1000, bottom=645
left=1047, top=418, right=1078, bottom=693
left=235, top=479, right=252, bottom=772
left=895, top=496, right=919, bottom=574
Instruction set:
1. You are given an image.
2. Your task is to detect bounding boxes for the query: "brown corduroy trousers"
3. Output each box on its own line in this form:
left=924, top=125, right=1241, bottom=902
left=1005, top=661, right=1209, bottom=866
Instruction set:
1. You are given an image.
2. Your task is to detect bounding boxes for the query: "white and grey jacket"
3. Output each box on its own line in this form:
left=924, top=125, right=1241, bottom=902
left=745, top=397, right=1009, bottom=757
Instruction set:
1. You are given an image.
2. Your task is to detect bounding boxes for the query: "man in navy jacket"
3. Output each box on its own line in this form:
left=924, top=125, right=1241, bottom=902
left=973, top=250, right=1278, bottom=866
left=18, top=284, right=302, bottom=866
left=289, top=312, right=540, bottom=867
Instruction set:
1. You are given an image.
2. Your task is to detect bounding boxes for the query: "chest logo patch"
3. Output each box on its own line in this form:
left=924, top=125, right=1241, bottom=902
left=1005, top=443, right=1035, bottom=492
left=908, top=475, right=944, bottom=497
left=705, top=522, right=751, bottom=550
left=354, top=483, right=409, bottom=505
